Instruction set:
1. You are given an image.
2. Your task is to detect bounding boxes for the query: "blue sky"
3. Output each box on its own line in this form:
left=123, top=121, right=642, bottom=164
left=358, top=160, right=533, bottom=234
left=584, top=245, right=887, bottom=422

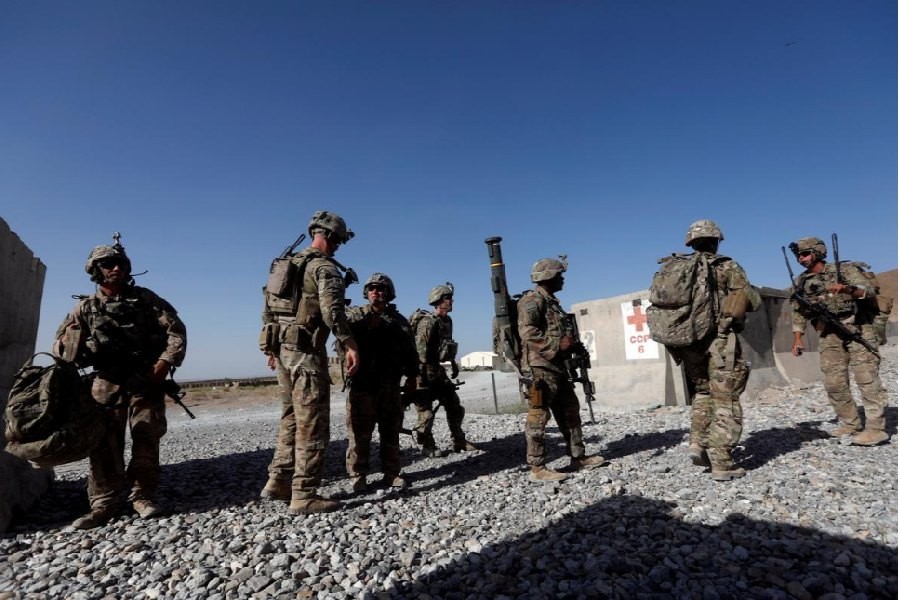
left=2, top=1, right=896, bottom=380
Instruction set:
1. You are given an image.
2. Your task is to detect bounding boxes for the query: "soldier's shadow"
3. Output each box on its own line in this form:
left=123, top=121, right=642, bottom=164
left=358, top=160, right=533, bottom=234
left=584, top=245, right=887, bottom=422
left=735, top=420, right=830, bottom=470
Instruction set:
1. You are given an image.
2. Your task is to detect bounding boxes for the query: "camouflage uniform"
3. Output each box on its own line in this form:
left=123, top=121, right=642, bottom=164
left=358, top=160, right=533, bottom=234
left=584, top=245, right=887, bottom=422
left=791, top=262, right=886, bottom=435
left=262, top=247, right=355, bottom=500
left=517, top=286, right=588, bottom=467
left=666, top=254, right=760, bottom=473
left=412, top=312, right=468, bottom=451
left=54, top=285, right=186, bottom=515
left=344, top=303, right=418, bottom=484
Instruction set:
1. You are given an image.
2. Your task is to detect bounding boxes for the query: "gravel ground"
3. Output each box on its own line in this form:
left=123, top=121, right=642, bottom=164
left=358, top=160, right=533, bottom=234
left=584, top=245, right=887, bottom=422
left=1, top=346, right=897, bottom=599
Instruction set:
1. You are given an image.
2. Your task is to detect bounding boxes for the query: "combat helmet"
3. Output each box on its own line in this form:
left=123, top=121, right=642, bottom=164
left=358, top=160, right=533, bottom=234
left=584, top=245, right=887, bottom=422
left=530, top=257, right=568, bottom=283
left=684, top=219, right=724, bottom=247
left=789, top=237, right=827, bottom=261
left=428, top=282, right=454, bottom=306
left=307, top=210, right=354, bottom=244
left=363, top=272, right=396, bottom=302
left=84, top=236, right=132, bottom=283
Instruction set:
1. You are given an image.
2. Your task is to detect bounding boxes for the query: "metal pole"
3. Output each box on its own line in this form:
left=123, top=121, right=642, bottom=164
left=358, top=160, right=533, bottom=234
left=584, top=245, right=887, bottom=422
left=491, top=371, right=499, bottom=414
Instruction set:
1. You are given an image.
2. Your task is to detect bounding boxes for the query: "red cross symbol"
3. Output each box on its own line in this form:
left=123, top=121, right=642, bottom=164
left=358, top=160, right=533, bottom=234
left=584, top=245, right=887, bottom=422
left=627, top=305, right=648, bottom=331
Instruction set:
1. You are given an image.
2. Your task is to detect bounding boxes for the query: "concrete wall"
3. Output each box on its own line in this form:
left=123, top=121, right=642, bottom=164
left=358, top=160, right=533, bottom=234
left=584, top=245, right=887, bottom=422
left=0, top=217, right=46, bottom=423
left=571, top=287, right=823, bottom=411
left=0, top=218, right=51, bottom=532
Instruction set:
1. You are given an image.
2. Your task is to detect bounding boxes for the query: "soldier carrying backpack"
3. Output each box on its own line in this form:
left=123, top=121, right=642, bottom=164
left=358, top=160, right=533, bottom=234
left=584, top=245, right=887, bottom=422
left=647, top=219, right=760, bottom=482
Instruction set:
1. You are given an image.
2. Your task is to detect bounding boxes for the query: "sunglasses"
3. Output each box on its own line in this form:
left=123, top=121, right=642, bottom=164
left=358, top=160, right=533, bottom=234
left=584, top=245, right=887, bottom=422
left=798, top=250, right=814, bottom=258
left=367, top=285, right=387, bottom=292
left=97, top=258, right=124, bottom=269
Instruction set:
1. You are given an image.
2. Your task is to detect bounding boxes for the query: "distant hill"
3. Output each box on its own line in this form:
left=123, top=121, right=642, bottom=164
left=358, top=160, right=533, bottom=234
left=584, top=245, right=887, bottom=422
left=876, top=269, right=897, bottom=321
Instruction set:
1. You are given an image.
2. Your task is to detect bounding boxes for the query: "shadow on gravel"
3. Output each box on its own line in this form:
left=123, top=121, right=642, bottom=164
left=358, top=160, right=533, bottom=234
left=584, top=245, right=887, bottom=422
left=885, top=406, right=897, bottom=437
left=372, top=495, right=898, bottom=599
left=736, top=420, right=831, bottom=471
left=601, top=427, right=689, bottom=461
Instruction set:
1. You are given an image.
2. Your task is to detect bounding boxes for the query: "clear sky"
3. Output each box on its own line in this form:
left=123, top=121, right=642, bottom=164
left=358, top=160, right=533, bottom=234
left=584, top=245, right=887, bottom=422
left=2, top=1, right=896, bottom=380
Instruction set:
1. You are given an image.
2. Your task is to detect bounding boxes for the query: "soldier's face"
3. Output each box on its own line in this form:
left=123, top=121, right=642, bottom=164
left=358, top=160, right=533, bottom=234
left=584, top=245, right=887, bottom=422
left=435, top=297, right=453, bottom=315
left=97, top=259, right=127, bottom=284
left=366, top=285, right=388, bottom=310
left=797, top=250, right=817, bottom=269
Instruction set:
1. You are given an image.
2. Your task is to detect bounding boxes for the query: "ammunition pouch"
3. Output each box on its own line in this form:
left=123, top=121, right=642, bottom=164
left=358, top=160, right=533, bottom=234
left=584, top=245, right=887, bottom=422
left=259, top=322, right=280, bottom=353
left=722, top=290, right=748, bottom=321
left=280, top=323, right=314, bottom=353
left=438, top=339, right=458, bottom=363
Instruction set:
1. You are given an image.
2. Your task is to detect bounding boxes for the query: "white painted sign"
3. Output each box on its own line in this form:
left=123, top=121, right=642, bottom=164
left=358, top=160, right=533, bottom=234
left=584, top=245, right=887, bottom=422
left=621, top=299, right=658, bottom=360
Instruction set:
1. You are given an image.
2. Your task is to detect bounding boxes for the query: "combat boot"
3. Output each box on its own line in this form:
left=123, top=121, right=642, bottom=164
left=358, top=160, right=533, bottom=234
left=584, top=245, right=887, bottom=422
left=259, top=478, right=291, bottom=501
left=850, top=430, right=889, bottom=446
left=288, top=495, right=340, bottom=515
left=380, top=475, right=409, bottom=489
left=72, top=505, right=119, bottom=530
left=350, top=476, right=368, bottom=494
left=569, top=455, right=608, bottom=471
left=422, top=446, right=447, bottom=459
left=133, top=499, right=163, bottom=519
left=830, top=424, right=862, bottom=438
left=688, top=443, right=711, bottom=467
left=529, top=466, right=568, bottom=482
left=710, top=467, right=746, bottom=482
left=452, top=440, right=481, bottom=452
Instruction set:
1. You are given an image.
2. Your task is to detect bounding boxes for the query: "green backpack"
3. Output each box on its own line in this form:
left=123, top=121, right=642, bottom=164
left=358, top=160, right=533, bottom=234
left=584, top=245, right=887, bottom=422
left=4, top=353, right=109, bottom=467
left=647, top=253, right=719, bottom=347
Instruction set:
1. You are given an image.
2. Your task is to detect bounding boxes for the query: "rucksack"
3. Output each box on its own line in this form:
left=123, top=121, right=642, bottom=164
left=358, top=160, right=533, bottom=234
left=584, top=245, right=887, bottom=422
left=4, top=353, right=109, bottom=467
left=408, top=309, right=433, bottom=337
left=647, top=253, right=719, bottom=347
left=263, top=236, right=312, bottom=318
left=842, top=261, right=894, bottom=345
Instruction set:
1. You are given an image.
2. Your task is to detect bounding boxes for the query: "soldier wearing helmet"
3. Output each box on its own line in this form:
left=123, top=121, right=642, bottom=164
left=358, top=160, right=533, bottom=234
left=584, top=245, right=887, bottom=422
left=790, top=235, right=887, bottom=446
left=659, top=219, right=760, bottom=481
left=53, top=233, right=187, bottom=529
left=259, top=210, right=360, bottom=514
left=409, top=282, right=481, bottom=457
left=340, top=273, right=418, bottom=493
left=517, top=256, right=607, bottom=482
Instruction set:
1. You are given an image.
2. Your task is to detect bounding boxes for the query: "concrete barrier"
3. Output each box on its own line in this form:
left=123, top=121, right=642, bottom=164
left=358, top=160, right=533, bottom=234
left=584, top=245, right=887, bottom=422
left=571, top=287, right=824, bottom=411
left=0, top=218, right=52, bottom=532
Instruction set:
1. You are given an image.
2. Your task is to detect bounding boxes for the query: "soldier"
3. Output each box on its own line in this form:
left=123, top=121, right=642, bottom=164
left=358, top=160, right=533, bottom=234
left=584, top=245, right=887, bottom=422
left=789, top=237, right=888, bottom=446
left=343, top=273, right=419, bottom=492
left=258, top=210, right=359, bottom=514
left=53, top=236, right=187, bottom=529
left=411, top=283, right=480, bottom=457
left=517, top=257, right=607, bottom=482
left=659, top=220, right=760, bottom=481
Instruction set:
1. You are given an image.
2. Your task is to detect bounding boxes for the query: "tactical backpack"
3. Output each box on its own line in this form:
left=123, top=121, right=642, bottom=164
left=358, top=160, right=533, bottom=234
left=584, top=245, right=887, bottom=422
left=647, top=253, right=719, bottom=347
left=4, top=353, right=109, bottom=467
left=263, top=235, right=311, bottom=318
left=408, top=309, right=433, bottom=337
left=843, top=261, right=894, bottom=345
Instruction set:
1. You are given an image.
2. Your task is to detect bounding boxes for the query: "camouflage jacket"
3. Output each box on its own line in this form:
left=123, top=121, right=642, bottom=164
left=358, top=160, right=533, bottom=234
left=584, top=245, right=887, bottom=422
left=53, top=285, right=187, bottom=380
left=267, top=247, right=354, bottom=356
left=517, top=285, right=573, bottom=375
left=345, top=303, right=418, bottom=386
left=791, top=262, right=875, bottom=333
left=702, top=252, right=761, bottom=326
left=414, top=311, right=456, bottom=383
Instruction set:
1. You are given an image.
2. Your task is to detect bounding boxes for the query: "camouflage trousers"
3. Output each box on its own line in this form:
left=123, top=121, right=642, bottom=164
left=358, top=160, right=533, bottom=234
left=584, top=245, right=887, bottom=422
left=670, top=333, right=749, bottom=469
left=412, top=376, right=466, bottom=450
left=524, top=368, right=586, bottom=467
left=819, top=326, right=885, bottom=431
left=86, top=377, right=167, bottom=511
left=266, top=348, right=332, bottom=499
left=346, top=382, right=403, bottom=479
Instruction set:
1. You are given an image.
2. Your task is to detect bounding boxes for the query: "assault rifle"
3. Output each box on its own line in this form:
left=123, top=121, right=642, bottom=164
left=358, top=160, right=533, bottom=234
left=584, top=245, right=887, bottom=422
left=130, top=368, right=196, bottom=419
left=782, top=244, right=877, bottom=354
left=564, top=313, right=597, bottom=424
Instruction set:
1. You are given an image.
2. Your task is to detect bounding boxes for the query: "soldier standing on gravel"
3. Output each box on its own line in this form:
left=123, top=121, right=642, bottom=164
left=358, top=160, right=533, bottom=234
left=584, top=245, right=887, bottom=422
left=410, top=283, right=481, bottom=457
left=789, top=237, right=889, bottom=446
left=654, top=220, right=760, bottom=481
left=53, top=236, right=187, bottom=529
left=517, top=257, right=607, bottom=482
left=341, top=273, right=419, bottom=493
left=258, top=211, right=359, bottom=514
